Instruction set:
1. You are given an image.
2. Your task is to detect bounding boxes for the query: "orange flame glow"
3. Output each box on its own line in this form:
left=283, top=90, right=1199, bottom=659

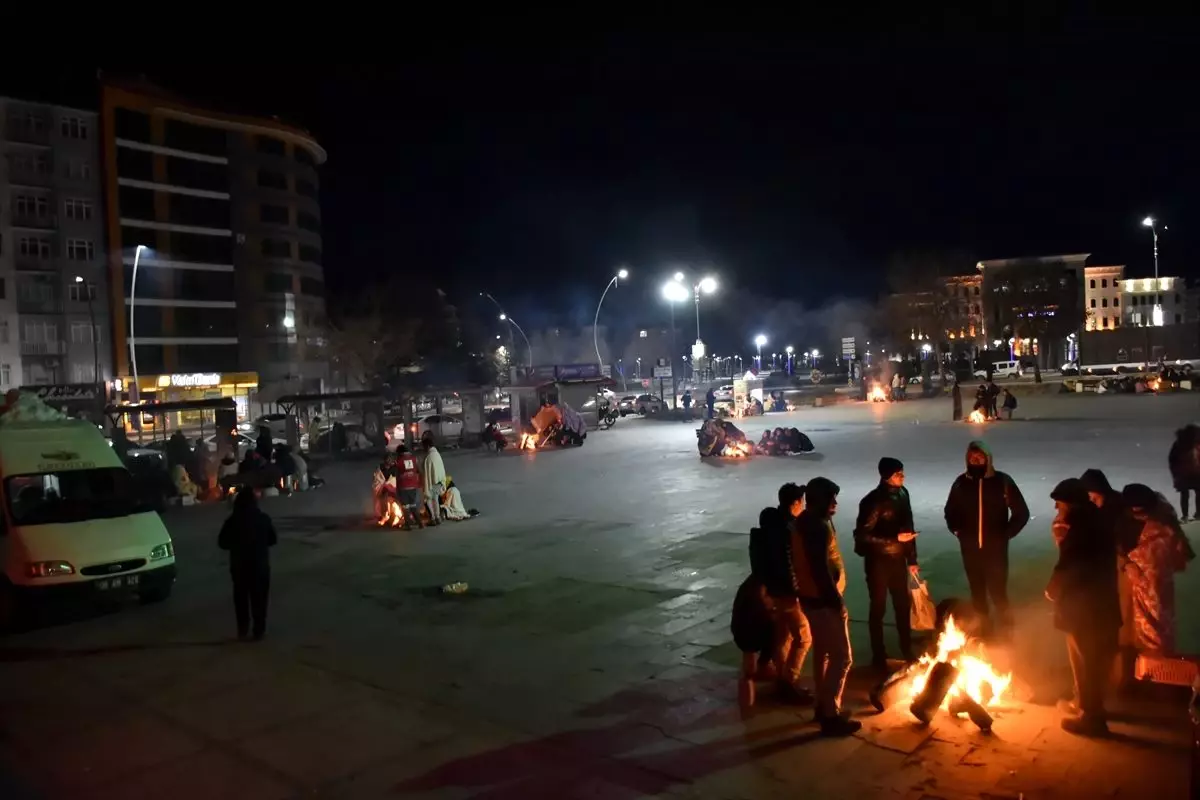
left=377, top=500, right=404, bottom=528
left=519, top=432, right=538, bottom=450
left=967, top=409, right=987, bottom=424
left=869, top=385, right=888, bottom=402
left=908, top=616, right=1011, bottom=709
left=720, top=440, right=754, bottom=458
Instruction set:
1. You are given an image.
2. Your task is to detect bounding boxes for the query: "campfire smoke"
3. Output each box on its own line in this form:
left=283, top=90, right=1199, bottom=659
left=907, top=615, right=1010, bottom=726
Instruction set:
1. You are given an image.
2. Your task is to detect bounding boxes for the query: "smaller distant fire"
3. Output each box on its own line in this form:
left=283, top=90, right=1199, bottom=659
left=377, top=499, right=404, bottom=528
left=1149, top=377, right=1162, bottom=392
left=721, top=440, right=754, bottom=458
left=520, top=432, right=539, bottom=450
left=967, top=409, right=987, bottom=424
left=868, top=384, right=888, bottom=402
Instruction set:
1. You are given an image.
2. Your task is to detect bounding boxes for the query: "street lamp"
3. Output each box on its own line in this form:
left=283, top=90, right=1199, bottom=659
left=754, top=334, right=767, bottom=369
left=1142, top=216, right=1166, bottom=326
left=74, top=276, right=100, bottom=385
left=661, top=280, right=690, bottom=408
left=481, top=291, right=518, bottom=373
left=128, top=244, right=148, bottom=403
left=785, top=345, right=794, bottom=375
left=498, top=313, right=532, bottom=368
left=592, top=267, right=629, bottom=373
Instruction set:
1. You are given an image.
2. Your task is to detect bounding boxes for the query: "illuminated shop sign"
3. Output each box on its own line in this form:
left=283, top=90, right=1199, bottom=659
left=169, top=373, right=221, bottom=388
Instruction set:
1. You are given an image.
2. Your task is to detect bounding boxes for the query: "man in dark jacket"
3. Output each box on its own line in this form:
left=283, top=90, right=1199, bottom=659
left=1046, top=478, right=1120, bottom=736
left=1167, top=424, right=1200, bottom=521
left=791, top=477, right=860, bottom=736
left=855, top=457, right=919, bottom=668
left=943, top=441, right=1029, bottom=639
left=748, top=483, right=812, bottom=704
left=218, top=490, right=278, bottom=640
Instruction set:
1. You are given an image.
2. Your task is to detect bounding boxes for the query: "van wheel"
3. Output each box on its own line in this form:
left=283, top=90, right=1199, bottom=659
left=139, top=584, right=172, bottom=604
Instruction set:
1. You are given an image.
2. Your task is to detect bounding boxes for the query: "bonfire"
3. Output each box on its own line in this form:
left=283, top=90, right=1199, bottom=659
left=904, top=615, right=1010, bottom=729
left=967, top=409, right=987, bottom=424
left=869, top=384, right=888, bottom=402
left=377, top=499, right=404, bottom=528
left=519, top=432, right=539, bottom=450
left=720, top=440, right=754, bottom=458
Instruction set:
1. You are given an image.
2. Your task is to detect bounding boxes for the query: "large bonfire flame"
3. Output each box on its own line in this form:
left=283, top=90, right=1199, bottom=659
left=519, top=432, right=539, bottom=450
left=377, top=499, right=404, bottom=528
left=720, top=440, right=754, bottom=458
left=967, top=409, right=987, bottom=424
left=869, top=384, right=888, bottom=402
left=909, top=616, right=1011, bottom=710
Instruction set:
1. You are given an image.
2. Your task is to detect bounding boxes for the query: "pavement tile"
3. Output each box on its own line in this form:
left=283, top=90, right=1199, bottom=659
left=76, top=747, right=296, bottom=800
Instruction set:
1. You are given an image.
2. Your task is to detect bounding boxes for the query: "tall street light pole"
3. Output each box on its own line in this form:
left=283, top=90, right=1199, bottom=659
left=662, top=280, right=689, bottom=408
left=1142, top=216, right=1166, bottom=327
left=754, top=334, right=767, bottom=370
left=481, top=291, right=517, bottom=374
left=592, top=268, right=629, bottom=373
left=129, top=244, right=147, bottom=403
left=74, top=276, right=99, bottom=385
left=499, top=313, right=533, bottom=368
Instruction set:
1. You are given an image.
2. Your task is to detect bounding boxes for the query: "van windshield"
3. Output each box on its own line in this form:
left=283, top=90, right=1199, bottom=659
left=5, top=468, right=150, bottom=526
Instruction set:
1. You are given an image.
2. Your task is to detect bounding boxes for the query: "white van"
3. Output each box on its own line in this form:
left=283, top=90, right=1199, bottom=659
left=973, top=360, right=1022, bottom=379
left=0, top=418, right=176, bottom=625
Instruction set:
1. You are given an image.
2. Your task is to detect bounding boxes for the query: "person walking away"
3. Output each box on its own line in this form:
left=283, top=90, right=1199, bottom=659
left=986, top=380, right=1000, bottom=419
left=749, top=483, right=813, bottom=705
left=256, top=425, right=274, bottom=461
left=1167, top=425, right=1200, bottom=521
left=791, top=477, right=860, bottom=736
left=274, top=444, right=297, bottom=495
left=421, top=432, right=446, bottom=527
left=395, top=445, right=424, bottom=529
left=943, top=441, right=1029, bottom=639
left=705, top=387, right=716, bottom=420
left=167, top=429, right=191, bottom=473
left=854, top=457, right=919, bottom=669
left=951, top=380, right=963, bottom=421
left=681, top=390, right=693, bottom=421
left=1121, top=483, right=1195, bottom=655
left=218, top=489, right=278, bottom=640
left=1080, top=469, right=1142, bottom=688
left=1045, top=478, right=1120, bottom=736
left=1001, top=388, right=1017, bottom=420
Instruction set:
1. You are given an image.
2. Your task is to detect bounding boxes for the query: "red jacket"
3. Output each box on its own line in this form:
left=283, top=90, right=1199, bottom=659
left=396, top=454, right=421, bottom=490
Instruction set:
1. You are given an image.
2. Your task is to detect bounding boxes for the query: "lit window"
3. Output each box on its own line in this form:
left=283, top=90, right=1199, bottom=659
left=639, top=330, right=648, bottom=338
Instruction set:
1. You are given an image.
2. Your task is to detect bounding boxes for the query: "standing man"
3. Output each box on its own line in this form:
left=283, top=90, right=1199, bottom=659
left=420, top=432, right=446, bottom=527
left=395, top=444, right=425, bottom=530
left=705, top=386, right=716, bottom=420
left=791, top=477, right=860, bottom=736
left=218, top=490, right=277, bottom=641
left=681, top=390, right=693, bottom=421
left=854, top=457, right=919, bottom=669
left=943, top=441, right=1030, bottom=639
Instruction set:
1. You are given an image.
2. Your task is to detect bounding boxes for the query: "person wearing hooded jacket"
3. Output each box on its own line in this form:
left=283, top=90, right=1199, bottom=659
left=854, top=457, right=919, bottom=668
left=1045, top=478, right=1120, bottom=736
left=943, top=441, right=1029, bottom=638
left=789, top=477, right=860, bottom=736
left=218, top=490, right=278, bottom=640
left=1167, top=424, right=1200, bottom=521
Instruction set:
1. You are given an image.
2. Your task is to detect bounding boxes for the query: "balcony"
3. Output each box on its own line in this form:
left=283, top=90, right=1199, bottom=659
left=20, top=341, right=67, bottom=357
left=6, top=161, right=54, bottom=186
left=5, top=120, right=51, bottom=146
left=16, top=297, right=63, bottom=315
left=10, top=213, right=55, bottom=231
left=14, top=254, right=56, bottom=273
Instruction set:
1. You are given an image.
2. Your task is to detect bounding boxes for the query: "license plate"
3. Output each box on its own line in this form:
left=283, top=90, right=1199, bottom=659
left=96, top=574, right=140, bottom=590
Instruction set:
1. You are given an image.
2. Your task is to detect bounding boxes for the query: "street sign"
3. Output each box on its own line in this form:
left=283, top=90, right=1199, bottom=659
left=841, top=336, right=856, bottom=357
left=652, top=366, right=673, bottom=378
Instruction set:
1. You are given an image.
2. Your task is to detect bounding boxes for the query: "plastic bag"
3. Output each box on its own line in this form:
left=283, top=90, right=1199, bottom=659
left=909, top=570, right=937, bottom=631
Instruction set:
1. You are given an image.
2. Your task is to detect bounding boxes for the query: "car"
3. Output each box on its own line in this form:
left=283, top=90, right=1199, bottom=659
left=239, top=413, right=304, bottom=440
left=198, top=432, right=277, bottom=460
left=617, top=395, right=639, bottom=417
left=635, top=394, right=665, bottom=415
left=713, top=384, right=734, bottom=402
left=973, top=360, right=1022, bottom=380
left=390, top=414, right=465, bottom=445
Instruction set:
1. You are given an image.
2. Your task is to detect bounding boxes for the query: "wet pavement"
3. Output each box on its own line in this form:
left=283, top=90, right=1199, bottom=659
left=1, top=391, right=1196, bottom=798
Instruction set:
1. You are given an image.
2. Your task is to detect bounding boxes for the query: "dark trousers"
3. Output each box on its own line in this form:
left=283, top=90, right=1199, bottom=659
left=865, top=556, right=912, bottom=663
left=1067, top=630, right=1116, bottom=722
left=1180, top=489, right=1195, bottom=519
left=962, top=547, right=1011, bottom=637
left=232, top=566, right=270, bottom=637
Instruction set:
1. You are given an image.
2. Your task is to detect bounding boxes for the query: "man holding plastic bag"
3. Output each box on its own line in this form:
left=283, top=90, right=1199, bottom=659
left=854, top=457, right=923, bottom=670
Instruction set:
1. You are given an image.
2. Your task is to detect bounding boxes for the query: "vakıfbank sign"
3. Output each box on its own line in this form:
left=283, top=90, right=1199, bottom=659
left=168, top=373, right=221, bottom=388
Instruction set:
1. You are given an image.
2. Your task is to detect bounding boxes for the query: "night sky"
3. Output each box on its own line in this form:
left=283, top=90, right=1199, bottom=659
left=3, top=27, right=1196, bottom=352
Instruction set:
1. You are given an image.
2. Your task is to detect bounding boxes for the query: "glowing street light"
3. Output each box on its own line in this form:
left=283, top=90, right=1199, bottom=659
left=1142, top=216, right=1166, bottom=326
left=661, top=279, right=691, bottom=408
left=499, top=313, right=532, bottom=368
left=785, top=345, right=794, bottom=374
left=593, top=267, right=630, bottom=372
left=754, top=334, right=767, bottom=369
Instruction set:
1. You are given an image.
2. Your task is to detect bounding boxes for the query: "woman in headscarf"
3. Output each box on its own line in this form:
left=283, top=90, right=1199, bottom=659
left=1120, top=484, right=1194, bottom=654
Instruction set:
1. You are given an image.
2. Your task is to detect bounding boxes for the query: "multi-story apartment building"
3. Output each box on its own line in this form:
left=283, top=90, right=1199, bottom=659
left=977, top=253, right=1088, bottom=365
left=99, top=80, right=328, bottom=412
left=0, top=97, right=110, bottom=391
left=883, top=274, right=984, bottom=358
left=1122, top=275, right=1188, bottom=327
left=1084, top=265, right=1124, bottom=331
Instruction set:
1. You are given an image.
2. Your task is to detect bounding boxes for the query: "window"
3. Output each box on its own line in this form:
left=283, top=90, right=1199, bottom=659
left=296, top=211, right=320, bottom=232
left=261, top=238, right=291, bottom=258
left=71, top=364, right=97, bottom=383
left=163, top=119, right=227, bottom=156
left=66, top=239, right=95, bottom=261
left=114, top=108, right=151, bottom=143
left=65, top=159, right=91, bottom=180
left=298, top=244, right=321, bottom=264
left=295, top=178, right=317, bottom=198
left=0, top=321, right=7, bottom=344
left=0, top=278, right=5, bottom=299
left=300, top=277, right=324, bottom=297
left=264, top=272, right=293, bottom=293
left=1102, top=279, right=1108, bottom=288
left=117, top=147, right=154, bottom=181
left=1090, top=298, right=1097, bottom=308
left=1089, top=279, right=1096, bottom=289
left=1114, top=297, right=1119, bottom=307
left=64, top=198, right=93, bottom=221
left=22, top=321, right=58, bottom=343
left=256, top=136, right=286, bottom=156
left=175, top=307, right=239, bottom=337
left=1113, top=318, right=1120, bottom=328
left=70, top=322, right=100, bottom=344
left=68, top=282, right=96, bottom=302
left=165, top=156, right=228, bottom=192
left=973, top=286, right=980, bottom=295
left=1176, top=293, right=1183, bottom=304
left=260, top=204, right=289, bottom=224
left=0, top=364, right=9, bottom=387
left=1101, top=298, right=1108, bottom=308
left=13, top=195, right=49, bottom=219
left=257, top=170, right=287, bottom=190
left=294, top=147, right=316, bottom=166
left=60, top=116, right=88, bottom=139
left=168, top=231, right=233, bottom=263
left=1102, top=316, right=1108, bottom=329
left=167, top=194, right=230, bottom=229
left=118, top=185, right=157, bottom=220
left=18, top=236, right=51, bottom=259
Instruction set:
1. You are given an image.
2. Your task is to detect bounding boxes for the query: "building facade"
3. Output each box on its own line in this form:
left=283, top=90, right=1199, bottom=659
left=1084, top=265, right=1124, bottom=331
left=1122, top=275, right=1187, bottom=328
left=977, top=253, right=1088, bottom=365
left=99, top=80, right=328, bottom=412
left=1, top=97, right=110, bottom=391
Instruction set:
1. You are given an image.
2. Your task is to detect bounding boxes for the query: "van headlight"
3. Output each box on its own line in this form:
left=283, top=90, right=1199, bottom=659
left=150, top=543, right=174, bottom=561
left=26, top=560, right=75, bottom=578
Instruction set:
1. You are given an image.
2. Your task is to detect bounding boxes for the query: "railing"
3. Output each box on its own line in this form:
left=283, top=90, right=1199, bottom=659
left=14, top=254, right=56, bottom=272
left=16, top=297, right=63, bottom=315
left=20, top=341, right=67, bottom=356
left=5, top=121, right=51, bottom=145
left=10, top=214, right=55, bottom=230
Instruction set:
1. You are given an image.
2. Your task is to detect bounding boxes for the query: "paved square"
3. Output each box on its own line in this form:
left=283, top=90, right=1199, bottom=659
left=1, top=391, right=1195, bottom=798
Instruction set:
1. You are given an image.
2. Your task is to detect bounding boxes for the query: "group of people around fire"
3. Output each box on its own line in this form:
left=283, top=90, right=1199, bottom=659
left=371, top=431, right=477, bottom=528
left=732, top=434, right=1195, bottom=738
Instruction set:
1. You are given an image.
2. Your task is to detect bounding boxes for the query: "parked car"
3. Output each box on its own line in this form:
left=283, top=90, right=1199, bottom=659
left=713, top=384, right=734, bottom=402
left=617, top=395, right=639, bottom=417
left=635, top=394, right=666, bottom=415
left=973, top=360, right=1023, bottom=379
left=239, top=413, right=304, bottom=440
left=389, top=414, right=465, bottom=445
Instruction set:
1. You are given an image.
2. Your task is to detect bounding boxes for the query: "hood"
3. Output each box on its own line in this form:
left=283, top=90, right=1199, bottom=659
left=965, top=440, right=995, bottom=478
left=1050, top=478, right=1090, bottom=506
left=805, top=477, right=840, bottom=517
left=1079, top=468, right=1116, bottom=497
left=1177, top=425, right=1200, bottom=447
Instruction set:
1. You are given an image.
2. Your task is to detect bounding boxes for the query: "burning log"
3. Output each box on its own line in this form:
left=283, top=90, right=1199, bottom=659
left=948, top=693, right=994, bottom=731
left=910, top=661, right=959, bottom=724
left=870, top=661, right=922, bottom=712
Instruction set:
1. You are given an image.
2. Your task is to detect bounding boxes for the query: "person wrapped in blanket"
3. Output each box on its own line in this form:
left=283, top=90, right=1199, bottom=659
left=440, top=475, right=480, bottom=521
left=698, top=418, right=749, bottom=457
left=758, top=427, right=814, bottom=456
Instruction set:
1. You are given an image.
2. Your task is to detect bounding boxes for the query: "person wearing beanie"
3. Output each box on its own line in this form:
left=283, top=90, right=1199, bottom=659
left=790, top=477, right=860, bottom=737
left=943, top=441, right=1029, bottom=640
left=1046, top=478, right=1119, bottom=736
left=854, top=456, right=919, bottom=669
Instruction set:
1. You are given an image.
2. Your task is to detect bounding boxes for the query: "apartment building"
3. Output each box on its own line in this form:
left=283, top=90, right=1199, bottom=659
left=1122, top=275, right=1188, bottom=327
left=0, top=97, right=110, bottom=391
left=99, top=80, right=328, bottom=411
left=1084, top=265, right=1124, bottom=331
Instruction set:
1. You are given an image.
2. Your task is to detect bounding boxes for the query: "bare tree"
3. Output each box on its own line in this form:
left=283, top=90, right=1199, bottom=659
left=885, top=251, right=972, bottom=387
left=327, top=288, right=420, bottom=390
